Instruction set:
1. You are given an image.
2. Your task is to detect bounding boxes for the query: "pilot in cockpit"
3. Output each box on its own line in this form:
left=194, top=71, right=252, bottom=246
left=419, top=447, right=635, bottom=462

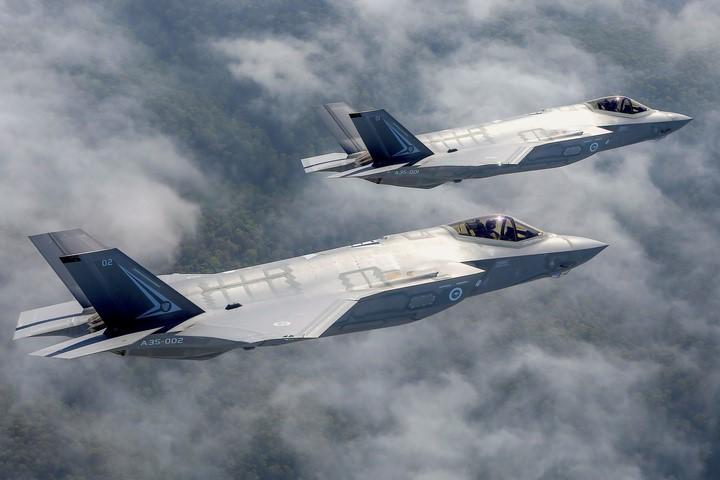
left=484, top=219, right=499, bottom=239
left=467, top=220, right=495, bottom=239
left=591, top=96, right=648, bottom=115
left=451, top=216, right=541, bottom=242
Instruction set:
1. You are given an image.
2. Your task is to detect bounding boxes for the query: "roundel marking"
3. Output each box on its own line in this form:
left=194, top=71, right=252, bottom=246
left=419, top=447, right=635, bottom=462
left=589, top=142, right=599, bottom=152
left=273, top=321, right=291, bottom=327
left=448, top=287, right=463, bottom=302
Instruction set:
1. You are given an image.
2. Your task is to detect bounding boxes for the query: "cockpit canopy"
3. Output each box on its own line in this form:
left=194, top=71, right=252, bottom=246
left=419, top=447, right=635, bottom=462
left=450, top=215, right=542, bottom=242
left=587, top=96, right=649, bottom=115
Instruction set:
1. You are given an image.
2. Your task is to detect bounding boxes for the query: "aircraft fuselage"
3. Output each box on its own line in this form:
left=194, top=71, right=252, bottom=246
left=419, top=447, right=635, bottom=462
left=305, top=97, right=692, bottom=188
left=379, top=103, right=691, bottom=187
left=124, top=221, right=606, bottom=359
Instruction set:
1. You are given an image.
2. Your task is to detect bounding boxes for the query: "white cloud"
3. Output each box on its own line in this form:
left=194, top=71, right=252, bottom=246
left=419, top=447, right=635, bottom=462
left=213, top=37, right=328, bottom=98
left=0, top=1, right=203, bottom=307
left=210, top=1, right=720, bottom=477
left=2, top=1, right=720, bottom=479
left=656, top=0, right=720, bottom=58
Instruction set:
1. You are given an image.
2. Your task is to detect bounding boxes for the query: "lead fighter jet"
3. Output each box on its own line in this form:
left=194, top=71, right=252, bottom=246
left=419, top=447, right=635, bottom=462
left=301, top=96, right=692, bottom=188
left=16, top=217, right=606, bottom=359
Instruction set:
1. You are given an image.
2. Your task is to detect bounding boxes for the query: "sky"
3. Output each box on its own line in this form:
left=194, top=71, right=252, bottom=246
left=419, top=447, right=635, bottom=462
left=2, top=1, right=720, bottom=479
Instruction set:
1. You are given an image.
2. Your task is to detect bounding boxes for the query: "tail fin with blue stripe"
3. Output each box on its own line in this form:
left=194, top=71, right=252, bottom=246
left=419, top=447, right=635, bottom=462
left=60, top=246, right=203, bottom=337
left=349, top=109, right=433, bottom=167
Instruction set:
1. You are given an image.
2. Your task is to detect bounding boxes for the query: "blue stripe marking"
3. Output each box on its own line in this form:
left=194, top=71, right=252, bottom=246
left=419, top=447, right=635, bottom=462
left=46, top=334, right=107, bottom=358
left=15, top=313, right=81, bottom=331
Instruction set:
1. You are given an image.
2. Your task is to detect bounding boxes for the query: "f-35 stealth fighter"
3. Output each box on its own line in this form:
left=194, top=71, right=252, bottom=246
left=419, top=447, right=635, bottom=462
left=301, top=96, right=692, bottom=188
left=16, top=217, right=605, bottom=359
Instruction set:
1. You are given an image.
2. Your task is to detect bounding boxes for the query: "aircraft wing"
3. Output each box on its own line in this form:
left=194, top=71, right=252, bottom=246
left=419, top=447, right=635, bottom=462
left=180, top=261, right=484, bottom=345
left=419, top=126, right=614, bottom=168
left=179, top=294, right=357, bottom=344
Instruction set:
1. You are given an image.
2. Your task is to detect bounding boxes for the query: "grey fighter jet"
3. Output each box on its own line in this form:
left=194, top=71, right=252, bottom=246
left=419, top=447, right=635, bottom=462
left=301, top=96, right=692, bottom=188
left=15, top=217, right=606, bottom=359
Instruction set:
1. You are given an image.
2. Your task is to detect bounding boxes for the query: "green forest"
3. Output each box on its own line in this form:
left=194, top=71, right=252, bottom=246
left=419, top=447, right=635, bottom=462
left=3, top=1, right=720, bottom=479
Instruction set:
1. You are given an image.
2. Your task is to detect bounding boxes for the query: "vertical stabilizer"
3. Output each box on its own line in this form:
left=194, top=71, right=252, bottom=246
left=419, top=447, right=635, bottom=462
left=349, top=109, right=433, bottom=167
left=317, top=102, right=367, bottom=154
left=29, top=229, right=106, bottom=308
left=60, top=248, right=204, bottom=336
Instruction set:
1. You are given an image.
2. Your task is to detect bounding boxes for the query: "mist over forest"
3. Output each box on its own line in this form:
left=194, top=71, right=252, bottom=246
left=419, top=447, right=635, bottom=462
left=2, top=1, right=720, bottom=479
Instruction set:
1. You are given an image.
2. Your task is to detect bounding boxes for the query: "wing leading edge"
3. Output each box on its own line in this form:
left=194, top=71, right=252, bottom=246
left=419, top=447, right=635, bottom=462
left=418, top=126, right=614, bottom=168
left=181, top=262, right=485, bottom=345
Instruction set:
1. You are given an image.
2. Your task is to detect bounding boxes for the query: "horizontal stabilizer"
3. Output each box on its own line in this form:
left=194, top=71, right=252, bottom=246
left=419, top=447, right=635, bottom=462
left=301, top=152, right=356, bottom=173
left=14, top=300, right=92, bottom=339
left=301, top=152, right=348, bottom=169
left=31, top=328, right=161, bottom=359
left=328, top=163, right=406, bottom=179
left=350, top=109, right=433, bottom=167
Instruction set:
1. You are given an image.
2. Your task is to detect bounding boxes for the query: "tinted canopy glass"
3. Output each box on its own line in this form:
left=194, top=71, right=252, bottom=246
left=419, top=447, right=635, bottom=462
left=451, top=216, right=541, bottom=242
left=587, top=96, right=648, bottom=114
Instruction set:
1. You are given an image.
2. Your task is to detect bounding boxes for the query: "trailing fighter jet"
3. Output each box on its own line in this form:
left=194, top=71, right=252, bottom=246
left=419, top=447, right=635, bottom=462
left=301, top=96, right=692, bottom=188
left=15, top=217, right=605, bottom=360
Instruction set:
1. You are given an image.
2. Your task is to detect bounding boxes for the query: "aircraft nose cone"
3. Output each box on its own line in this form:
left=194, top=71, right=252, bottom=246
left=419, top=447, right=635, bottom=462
left=566, top=236, right=608, bottom=251
left=546, top=236, right=607, bottom=277
left=564, top=236, right=609, bottom=265
left=668, top=112, right=693, bottom=130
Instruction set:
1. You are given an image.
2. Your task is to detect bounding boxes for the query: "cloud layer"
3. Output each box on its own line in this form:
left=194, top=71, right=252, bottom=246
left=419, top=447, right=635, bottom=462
left=3, top=1, right=720, bottom=479
left=212, top=1, right=720, bottom=478
left=0, top=1, right=202, bottom=279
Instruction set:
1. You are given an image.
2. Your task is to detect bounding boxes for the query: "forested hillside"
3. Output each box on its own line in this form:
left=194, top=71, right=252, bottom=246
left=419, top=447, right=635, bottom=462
left=2, top=1, right=720, bottom=479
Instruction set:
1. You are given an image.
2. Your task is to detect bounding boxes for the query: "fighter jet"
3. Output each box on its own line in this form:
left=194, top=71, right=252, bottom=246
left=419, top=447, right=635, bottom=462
left=301, top=96, right=692, bottom=188
left=15, top=216, right=606, bottom=359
